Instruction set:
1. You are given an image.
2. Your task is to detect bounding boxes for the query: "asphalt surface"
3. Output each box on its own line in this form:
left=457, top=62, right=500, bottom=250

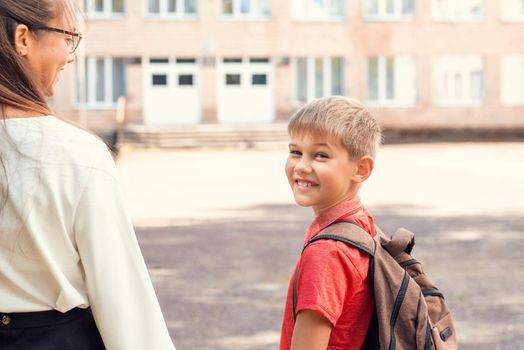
left=117, top=142, right=524, bottom=350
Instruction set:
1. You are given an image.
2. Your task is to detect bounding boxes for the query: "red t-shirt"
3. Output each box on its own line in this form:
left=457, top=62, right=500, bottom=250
left=280, top=197, right=375, bottom=350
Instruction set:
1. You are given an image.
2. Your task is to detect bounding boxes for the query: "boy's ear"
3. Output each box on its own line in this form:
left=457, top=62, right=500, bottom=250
left=352, top=155, right=374, bottom=183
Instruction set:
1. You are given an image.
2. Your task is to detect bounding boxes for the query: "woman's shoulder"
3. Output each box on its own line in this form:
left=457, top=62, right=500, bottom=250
left=45, top=117, right=115, bottom=171
left=4, top=115, right=105, bottom=147
left=47, top=116, right=107, bottom=147
left=5, top=115, right=114, bottom=170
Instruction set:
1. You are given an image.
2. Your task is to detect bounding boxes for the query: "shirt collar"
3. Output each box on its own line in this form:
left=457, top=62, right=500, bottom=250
left=305, top=197, right=365, bottom=242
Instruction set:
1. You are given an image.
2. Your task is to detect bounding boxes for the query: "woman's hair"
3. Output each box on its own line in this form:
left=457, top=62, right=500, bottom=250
left=288, top=96, right=382, bottom=160
left=0, top=0, right=78, bottom=211
left=0, top=0, right=77, bottom=117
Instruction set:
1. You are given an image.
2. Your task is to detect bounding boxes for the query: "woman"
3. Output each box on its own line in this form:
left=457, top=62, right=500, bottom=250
left=0, top=1, right=176, bottom=349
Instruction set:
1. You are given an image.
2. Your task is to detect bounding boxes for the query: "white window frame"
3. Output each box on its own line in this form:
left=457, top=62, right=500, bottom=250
left=294, top=57, right=344, bottom=105
left=366, top=55, right=416, bottom=107
left=500, top=0, right=524, bottom=22
left=433, top=55, right=484, bottom=107
left=85, top=0, right=125, bottom=19
left=501, top=55, right=524, bottom=106
left=432, top=0, right=484, bottom=22
left=364, top=0, right=415, bottom=21
left=76, top=57, right=125, bottom=109
left=221, top=0, right=271, bottom=20
left=146, top=0, right=198, bottom=19
left=292, top=0, right=344, bottom=22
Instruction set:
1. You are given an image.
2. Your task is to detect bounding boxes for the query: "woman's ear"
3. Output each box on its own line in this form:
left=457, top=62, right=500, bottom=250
left=14, top=23, right=31, bottom=56
left=352, top=155, right=374, bottom=183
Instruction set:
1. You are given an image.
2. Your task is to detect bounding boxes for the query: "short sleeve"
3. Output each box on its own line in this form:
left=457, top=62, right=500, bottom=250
left=295, top=240, right=366, bottom=326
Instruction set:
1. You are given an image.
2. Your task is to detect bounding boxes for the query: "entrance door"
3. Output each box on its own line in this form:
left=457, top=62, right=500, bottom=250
left=144, top=57, right=201, bottom=124
left=217, top=57, right=274, bottom=123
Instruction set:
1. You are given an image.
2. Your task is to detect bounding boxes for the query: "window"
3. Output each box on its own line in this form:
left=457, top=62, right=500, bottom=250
left=252, top=74, right=267, bottom=85
left=297, top=58, right=308, bottom=102
left=226, top=74, right=241, bottom=85
left=221, top=57, right=271, bottom=87
left=148, top=0, right=197, bottom=17
left=224, top=57, right=242, bottom=63
left=330, top=58, right=343, bottom=95
left=365, top=0, right=415, bottom=20
left=77, top=57, right=126, bottom=108
left=292, top=0, right=344, bottom=21
left=295, top=57, right=344, bottom=103
left=501, top=0, right=524, bottom=21
left=85, top=0, right=124, bottom=17
left=178, top=74, right=194, bottom=86
left=367, top=56, right=416, bottom=106
left=152, top=74, right=168, bottom=86
left=150, top=58, right=169, bottom=64
left=432, top=0, right=483, bottom=21
left=250, top=58, right=270, bottom=63
left=433, top=55, right=484, bottom=106
left=176, top=58, right=197, bottom=63
left=501, top=55, right=524, bottom=105
left=222, top=0, right=271, bottom=18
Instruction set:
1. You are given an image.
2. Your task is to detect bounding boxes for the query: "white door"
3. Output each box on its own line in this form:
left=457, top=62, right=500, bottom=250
left=144, top=58, right=201, bottom=124
left=218, top=58, right=274, bottom=123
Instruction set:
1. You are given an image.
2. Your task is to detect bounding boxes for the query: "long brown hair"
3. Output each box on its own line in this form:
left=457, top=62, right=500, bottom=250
left=0, top=0, right=78, bottom=210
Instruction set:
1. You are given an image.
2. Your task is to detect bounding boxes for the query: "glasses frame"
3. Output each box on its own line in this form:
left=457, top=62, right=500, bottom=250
left=30, top=25, right=83, bottom=54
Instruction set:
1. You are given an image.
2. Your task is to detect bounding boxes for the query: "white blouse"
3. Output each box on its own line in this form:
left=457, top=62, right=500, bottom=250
left=0, top=116, right=175, bottom=349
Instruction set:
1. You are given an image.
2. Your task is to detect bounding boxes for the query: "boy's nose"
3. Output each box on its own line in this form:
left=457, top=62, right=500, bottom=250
left=295, top=158, right=312, bottom=174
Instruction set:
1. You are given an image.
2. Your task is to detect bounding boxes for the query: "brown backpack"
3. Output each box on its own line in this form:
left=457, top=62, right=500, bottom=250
left=292, top=220, right=457, bottom=350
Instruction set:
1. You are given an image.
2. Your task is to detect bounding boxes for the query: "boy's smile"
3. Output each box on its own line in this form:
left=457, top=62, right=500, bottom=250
left=294, top=178, right=319, bottom=190
left=285, top=132, right=366, bottom=216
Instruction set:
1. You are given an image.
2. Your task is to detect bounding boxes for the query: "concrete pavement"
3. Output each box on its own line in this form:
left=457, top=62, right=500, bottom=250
left=117, top=142, right=524, bottom=350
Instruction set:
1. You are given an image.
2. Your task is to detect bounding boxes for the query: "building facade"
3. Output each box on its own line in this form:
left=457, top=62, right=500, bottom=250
left=53, top=0, right=524, bottom=133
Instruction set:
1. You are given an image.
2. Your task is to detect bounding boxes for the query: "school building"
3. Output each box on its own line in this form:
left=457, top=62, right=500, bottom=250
left=53, top=0, right=524, bottom=137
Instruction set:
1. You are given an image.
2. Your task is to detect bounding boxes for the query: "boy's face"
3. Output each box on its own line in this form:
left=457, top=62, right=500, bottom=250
left=285, top=132, right=362, bottom=215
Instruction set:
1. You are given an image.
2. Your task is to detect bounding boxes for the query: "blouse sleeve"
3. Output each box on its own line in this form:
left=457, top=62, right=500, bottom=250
left=73, top=146, right=176, bottom=350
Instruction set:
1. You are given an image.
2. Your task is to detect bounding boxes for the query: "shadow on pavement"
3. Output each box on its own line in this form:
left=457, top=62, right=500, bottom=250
left=136, top=203, right=524, bottom=350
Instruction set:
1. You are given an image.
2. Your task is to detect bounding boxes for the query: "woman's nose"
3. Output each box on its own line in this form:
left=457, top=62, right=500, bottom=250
left=67, top=52, right=76, bottom=64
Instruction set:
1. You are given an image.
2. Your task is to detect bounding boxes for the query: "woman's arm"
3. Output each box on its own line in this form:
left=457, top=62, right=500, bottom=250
left=74, top=146, right=175, bottom=349
left=290, top=310, right=332, bottom=350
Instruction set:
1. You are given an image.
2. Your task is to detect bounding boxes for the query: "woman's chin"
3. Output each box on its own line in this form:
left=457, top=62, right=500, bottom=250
left=45, top=86, right=56, bottom=97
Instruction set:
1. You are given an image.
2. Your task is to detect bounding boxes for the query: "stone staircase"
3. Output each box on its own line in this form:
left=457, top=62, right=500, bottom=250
left=121, top=123, right=290, bottom=149
left=119, top=123, right=524, bottom=150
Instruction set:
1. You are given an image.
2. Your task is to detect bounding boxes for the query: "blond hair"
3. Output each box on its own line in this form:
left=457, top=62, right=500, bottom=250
left=288, top=96, right=382, bottom=159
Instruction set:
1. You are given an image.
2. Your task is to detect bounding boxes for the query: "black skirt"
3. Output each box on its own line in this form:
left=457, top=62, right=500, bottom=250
left=0, top=307, right=105, bottom=350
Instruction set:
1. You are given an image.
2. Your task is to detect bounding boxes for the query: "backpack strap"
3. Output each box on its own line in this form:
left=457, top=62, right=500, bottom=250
left=292, top=220, right=377, bottom=322
left=315, top=220, right=376, bottom=256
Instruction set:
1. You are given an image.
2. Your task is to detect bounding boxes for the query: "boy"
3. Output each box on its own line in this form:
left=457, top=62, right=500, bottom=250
left=280, top=96, right=382, bottom=350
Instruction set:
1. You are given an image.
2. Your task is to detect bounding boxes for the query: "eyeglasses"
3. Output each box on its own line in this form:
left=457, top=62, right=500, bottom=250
left=30, top=25, right=83, bottom=54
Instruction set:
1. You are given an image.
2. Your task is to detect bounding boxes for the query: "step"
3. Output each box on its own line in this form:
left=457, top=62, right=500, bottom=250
left=121, top=123, right=290, bottom=149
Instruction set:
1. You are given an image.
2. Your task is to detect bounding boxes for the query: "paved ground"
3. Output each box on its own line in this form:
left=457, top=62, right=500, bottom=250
left=117, top=142, right=524, bottom=350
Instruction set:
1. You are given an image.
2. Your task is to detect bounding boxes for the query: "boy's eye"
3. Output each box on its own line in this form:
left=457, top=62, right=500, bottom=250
left=315, top=152, right=329, bottom=159
left=289, top=150, right=302, bottom=156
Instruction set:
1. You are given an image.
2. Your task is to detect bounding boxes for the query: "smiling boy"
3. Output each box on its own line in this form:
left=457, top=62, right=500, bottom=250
left=280, top=96, right=382, bottom=350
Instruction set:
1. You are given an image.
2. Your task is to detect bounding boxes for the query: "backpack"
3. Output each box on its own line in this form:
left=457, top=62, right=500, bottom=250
left=292, top=220, right=457, bottom=350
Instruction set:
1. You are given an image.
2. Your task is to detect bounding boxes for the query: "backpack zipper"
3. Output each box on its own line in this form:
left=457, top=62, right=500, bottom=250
left=389, top=271, right=410, bottom=350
